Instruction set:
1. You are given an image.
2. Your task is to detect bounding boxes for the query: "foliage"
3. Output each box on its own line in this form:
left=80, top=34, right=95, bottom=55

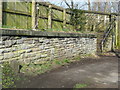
left=0, top=67, right=2, bottom=87
left=70, top=9, right=86, bottom=31
left=55, top=59, right=70, bottom=65
left=2, top=62, right=20, bottom=88
left=21, top=54, right=95, bottom=76
left=2, top=25, right=15, bottom=29
left=21, top=59, right=72, bottom=76
left=73, top=83, right=87, bottom=89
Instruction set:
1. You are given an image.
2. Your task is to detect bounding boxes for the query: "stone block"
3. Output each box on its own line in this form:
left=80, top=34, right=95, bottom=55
left=35, top=54, right=41, bottom=59
left=13, top=52, right=21, bottom=57
left=44, top=39, right=50, bottom=44
left=17, top=39, right=24, bottom=44
left=44, top=47, right=50, bottom=49
left=0, top=45, right=6, bottom=49
left=20, top=44, right=32, bottom=50
left=0, top=48, right=11, bottom=54
left=26, top=49, right=32, bottom=53
left=23, top=59, right=31, bottom=65
left=4, top=53, right=14, bottom=59
left=0, top=49, right=5, bottom=54
left=5, top=40, right=16, bottom=47
left=2, top=36, right=10, bottom=41
left=18, top=50, right=26, bottom=54
left=0, top=56, right=3, bottom=60
left=5, top=40, right=12, bottom=47
left=10, top=60, right=20, bottom=74
left=39, top=38, right=44, bottom=43
left=14, top=36, right=21, bottom=40
left=41, top=54, right=48, bottom=58
left=24, top=53, right=35, bottom=58
left=39, top=45, right=44, bottom=50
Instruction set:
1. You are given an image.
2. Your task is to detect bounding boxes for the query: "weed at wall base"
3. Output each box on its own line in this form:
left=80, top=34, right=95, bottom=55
left=2, top=62, right=20, bottom=88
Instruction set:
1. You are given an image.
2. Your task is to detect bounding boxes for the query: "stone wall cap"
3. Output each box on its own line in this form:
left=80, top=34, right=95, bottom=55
left=0, top=28, right=97, bottom=38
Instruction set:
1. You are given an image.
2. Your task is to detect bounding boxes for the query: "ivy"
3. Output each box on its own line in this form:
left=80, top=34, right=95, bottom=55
left=70, top=9, right=86, bottom=31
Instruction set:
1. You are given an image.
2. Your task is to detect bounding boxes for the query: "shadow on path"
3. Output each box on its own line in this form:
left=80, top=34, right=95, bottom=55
left=17, top=56, right=119, bottom=88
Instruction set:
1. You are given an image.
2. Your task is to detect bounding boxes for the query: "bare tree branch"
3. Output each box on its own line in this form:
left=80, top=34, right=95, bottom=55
left=63, top=0, right=71, bottom=8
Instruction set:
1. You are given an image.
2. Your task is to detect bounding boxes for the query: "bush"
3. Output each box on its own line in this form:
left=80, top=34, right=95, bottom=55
left=2, top=62, right=20, bottom=88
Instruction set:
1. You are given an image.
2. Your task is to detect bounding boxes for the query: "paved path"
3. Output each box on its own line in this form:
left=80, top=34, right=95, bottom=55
left=18, top=56, right=119, bottom=88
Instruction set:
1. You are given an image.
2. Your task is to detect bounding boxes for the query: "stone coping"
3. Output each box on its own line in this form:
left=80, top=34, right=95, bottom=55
left=0, top=28, right=97, bottom=38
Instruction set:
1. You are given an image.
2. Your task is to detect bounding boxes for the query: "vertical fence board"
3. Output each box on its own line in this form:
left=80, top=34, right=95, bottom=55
left=32, top=0, right=36, bottom=30
left=39, top=5, right=48, bottom=17
left=118, top=16, right=120, bottom=49
left=0, top=1, right=2, bottom=28
left=38, top=18, right=47, bottom=30
left=52, top=21, right=63, bottom=31
left=52, top=9, right=63, bottom=20
left=63, top=9, right=66, bottom=29
left=48, top=4, right=52, bottom=29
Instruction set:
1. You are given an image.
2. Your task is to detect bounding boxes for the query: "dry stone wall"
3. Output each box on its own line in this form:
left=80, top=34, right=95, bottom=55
left=0, top=29, right=97, bottom=66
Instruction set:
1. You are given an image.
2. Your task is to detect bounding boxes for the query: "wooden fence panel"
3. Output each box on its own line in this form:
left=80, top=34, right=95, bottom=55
left=66, top=13, right=71, bottom=22
left=38, top=18, right=48, bottom=30
left=39, top=5, right=48, bottom=18
left=3, top=2, right=31, bottom=29
left=52, top=9, right=63, bottom=20
left=2, top=2, right=74, bottom=31
left=52, top=21, right=63, bottom=31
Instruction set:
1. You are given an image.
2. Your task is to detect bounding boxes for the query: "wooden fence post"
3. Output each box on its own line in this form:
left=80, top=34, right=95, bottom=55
left=118, top=2, right=120, bottom=50
left=98, top=14, right=100, bottom=23
left=115, top=16, right=118, bottom=49
left=32, top=0, right=36, bottom=30
left=114, top=16, right=120, bottom=50
left=0, top=0, right=2, bottom=28
left=48, top=4, right=52, bottom=29
left=118, top=16, right=120, bottom=49
left=104, top=15, right=107, bottom=25
left=63, top=9, right=66, bottom=29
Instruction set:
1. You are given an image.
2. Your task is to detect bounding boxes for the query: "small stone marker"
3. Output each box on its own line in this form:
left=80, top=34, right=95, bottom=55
left=10, top=60, right=20, bottom=74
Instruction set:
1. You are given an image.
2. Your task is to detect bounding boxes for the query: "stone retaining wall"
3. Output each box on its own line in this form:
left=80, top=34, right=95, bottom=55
left=0, top=29, right=97, bottom=69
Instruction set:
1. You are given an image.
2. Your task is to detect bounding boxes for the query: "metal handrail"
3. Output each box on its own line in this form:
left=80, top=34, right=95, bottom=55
left=100, top=18, right=116, bottom=52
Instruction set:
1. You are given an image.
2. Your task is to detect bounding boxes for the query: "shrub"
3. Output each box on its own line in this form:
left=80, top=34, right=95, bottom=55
left=2, top=62, right=20, bottom=88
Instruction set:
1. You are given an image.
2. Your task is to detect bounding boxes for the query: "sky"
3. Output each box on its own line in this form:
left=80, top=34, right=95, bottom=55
left=45, top=0, right=119, bottom=4
left=44, top=0, right=89, bottom=9
left=44, top=0, right=119, bottom=10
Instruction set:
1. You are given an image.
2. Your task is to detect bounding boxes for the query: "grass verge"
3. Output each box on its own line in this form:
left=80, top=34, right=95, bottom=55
left=73, top=83, right=87, bottom=89
left=1, top=62, right=20, bottom=88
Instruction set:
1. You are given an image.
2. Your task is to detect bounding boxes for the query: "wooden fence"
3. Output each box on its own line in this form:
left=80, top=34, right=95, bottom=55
left=1, top=2, right=73, bottom=31
left=0, top=1, right=119, bottom=31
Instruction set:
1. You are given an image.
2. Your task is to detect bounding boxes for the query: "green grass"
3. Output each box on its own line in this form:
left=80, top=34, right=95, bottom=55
left=20, top=59, right=72, bottom=76
left=20, top=54, right=95, bottom=76
left=2, top=62, right=20, bottom=88
left=20, top=53, right=96, bottom=76
left=73, top=83, right=87, bottom=89
left=2, top=25, right=15, bottom=29
left=0, top=71, right=2, bottom=85
left=54, top=59, right=70, bottom=65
